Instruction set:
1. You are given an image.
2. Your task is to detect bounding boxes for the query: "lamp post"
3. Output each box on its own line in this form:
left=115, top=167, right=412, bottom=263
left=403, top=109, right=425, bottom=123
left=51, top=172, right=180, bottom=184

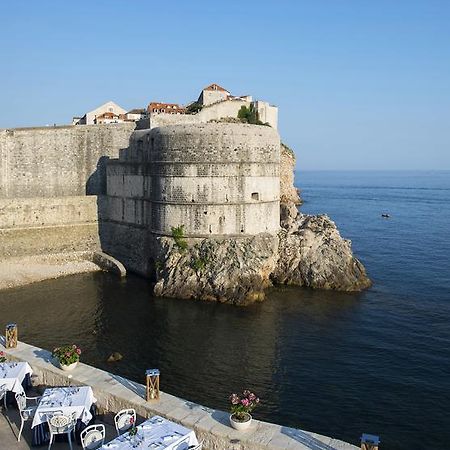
left=5, top=323, right=18, bottom=348
left=361, top=434, right=380, bottom=450
left=145, top=369, right=160, bottom=401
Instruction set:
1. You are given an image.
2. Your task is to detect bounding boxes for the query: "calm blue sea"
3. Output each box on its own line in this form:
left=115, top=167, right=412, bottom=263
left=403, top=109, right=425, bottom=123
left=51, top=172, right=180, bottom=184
left=296, top=170, right=450, bottom=449
left=1, top=170, right=449, bottom=449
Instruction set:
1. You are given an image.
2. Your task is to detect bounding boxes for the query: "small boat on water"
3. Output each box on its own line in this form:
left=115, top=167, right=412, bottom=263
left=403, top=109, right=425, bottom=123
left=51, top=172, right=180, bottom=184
left=381, top=213, right=390, bottom=218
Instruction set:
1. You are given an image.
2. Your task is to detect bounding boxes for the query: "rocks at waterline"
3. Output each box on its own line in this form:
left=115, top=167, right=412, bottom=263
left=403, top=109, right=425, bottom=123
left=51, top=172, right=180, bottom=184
left=273, top=210, right=371, bottom=291
left=107, top=352, right=123, bottom=363
left=153, top=234, right=279, bottom=306
left=152, top=208, right=370, bottom=304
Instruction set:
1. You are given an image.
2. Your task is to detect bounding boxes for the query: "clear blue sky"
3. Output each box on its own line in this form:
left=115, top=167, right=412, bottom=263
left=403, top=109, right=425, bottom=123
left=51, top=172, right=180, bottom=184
left=1, top=1, right=449, bottom=170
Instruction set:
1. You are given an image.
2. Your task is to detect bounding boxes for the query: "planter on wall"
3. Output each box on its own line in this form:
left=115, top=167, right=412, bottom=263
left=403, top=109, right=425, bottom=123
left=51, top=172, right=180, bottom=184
left=229, top=413, right=252, bottom=431
left=59, top=361, right=78, bottom=371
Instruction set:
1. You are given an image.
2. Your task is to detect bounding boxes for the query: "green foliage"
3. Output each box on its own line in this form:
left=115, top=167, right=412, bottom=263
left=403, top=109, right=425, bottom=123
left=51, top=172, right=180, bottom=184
left=237, top=105, right=269, bottom=126
left=192, top=257, right=207, bottom=273
left=186, top=102, right=203, bottom=114
left=171, top=225, right=188, bottom=251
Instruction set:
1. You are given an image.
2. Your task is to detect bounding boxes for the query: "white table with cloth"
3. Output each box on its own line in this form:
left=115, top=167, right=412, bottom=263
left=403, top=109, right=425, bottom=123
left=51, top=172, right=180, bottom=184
left=101, top=415, right=199, bottom=450
left=0, top=361, right=33, bottom=393
left=32, top=386, right=97, bottom=446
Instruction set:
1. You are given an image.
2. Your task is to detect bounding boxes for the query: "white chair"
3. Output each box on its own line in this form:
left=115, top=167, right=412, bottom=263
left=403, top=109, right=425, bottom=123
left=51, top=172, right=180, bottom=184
left=15, top=390, right=41, bottom=442
left=46, top=411, right=77, bottom=450
left=0, top=384, right=7, bottom=409
left=114, top=408, right=136, bottom=435
left=80, top=424, right=105, bottom=449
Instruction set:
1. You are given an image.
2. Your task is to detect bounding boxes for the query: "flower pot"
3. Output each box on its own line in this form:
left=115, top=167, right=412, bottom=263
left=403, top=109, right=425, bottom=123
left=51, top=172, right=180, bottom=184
left=230, top=413, right=252, bottom=431
left=59, top=361, right=78, bottom=371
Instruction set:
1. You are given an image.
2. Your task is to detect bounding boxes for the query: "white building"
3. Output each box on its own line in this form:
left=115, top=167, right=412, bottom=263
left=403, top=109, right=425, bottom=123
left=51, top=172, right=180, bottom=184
left=126, top=108, right=147, bottom=121
left=73, top=101, right=127, bottom=125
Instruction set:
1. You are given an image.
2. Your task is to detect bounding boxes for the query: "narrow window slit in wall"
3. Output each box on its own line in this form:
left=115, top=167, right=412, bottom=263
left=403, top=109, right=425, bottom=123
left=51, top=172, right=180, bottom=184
left=251, top=192, right=259, bottom=200
left=209, top=225, right=212, bottom=233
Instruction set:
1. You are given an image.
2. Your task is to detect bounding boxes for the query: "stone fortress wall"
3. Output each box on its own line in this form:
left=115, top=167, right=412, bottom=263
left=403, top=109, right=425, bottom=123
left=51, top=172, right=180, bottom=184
left=0, top=124, right=135, bottom=257
left=0, top=121, right=282, bottom=279
left=102, top=123, right=280, bottom=238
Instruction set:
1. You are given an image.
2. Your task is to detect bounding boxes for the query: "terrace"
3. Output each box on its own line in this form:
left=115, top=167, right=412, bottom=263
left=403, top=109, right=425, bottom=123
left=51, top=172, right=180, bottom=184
left=1, top=338, right=359, bottom=450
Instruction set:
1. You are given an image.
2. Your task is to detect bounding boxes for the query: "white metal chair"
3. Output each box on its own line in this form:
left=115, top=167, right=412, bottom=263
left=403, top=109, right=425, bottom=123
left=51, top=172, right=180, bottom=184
left=15, top=390, right=41, bottom=442
left=0, top=384, right=7, bottom=410
left=46, top=410, right=77, bottom=450
left=114, top=408, right=136, bottom=435
left=80, top=424, right=105, bottom=449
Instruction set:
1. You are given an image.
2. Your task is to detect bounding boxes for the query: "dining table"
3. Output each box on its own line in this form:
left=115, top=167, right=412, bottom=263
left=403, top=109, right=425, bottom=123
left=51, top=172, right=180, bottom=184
left=101, top=415, right=199, bottom=449
left=0, top=361, right=33, bottom=405
left=31, top=385, right=97, bottom=446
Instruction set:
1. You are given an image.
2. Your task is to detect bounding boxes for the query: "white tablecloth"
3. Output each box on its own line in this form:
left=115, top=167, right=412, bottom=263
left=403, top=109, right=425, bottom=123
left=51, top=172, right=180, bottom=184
left=0, top=361, right=33, bottom=393
left=101, top=415, right=198, bottom=450
left=32, top=386, right=97, bottom=428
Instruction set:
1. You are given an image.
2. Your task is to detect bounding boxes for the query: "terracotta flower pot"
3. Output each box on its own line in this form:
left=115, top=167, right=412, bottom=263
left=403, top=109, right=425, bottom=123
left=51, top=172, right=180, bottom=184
left=230, top=413, right=252, bottom=431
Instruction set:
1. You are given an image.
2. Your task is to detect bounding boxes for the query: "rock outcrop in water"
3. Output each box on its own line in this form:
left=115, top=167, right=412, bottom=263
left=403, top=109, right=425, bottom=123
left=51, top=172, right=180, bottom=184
left=153, top=234, right=278, bottom=305
left=152, top=143, right=370, bottom=304
left=274, top=203, right=371, bottom=291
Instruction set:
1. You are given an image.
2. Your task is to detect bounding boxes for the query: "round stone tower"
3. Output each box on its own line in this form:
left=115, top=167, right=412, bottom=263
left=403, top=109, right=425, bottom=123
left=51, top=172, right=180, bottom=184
left=109, top=122, right=280, bottom=237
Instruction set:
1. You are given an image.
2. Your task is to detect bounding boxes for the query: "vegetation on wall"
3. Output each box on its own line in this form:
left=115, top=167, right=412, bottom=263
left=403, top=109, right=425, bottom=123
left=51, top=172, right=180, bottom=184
left=186, top=102, right=203, bottom=114
left=171, top=225, right=188, bottom=251
left=237, top=105, right=270, bottom=126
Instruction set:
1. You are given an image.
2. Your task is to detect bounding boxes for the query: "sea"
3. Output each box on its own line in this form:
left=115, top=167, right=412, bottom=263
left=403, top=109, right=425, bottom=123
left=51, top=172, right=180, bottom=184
left=1, top=170, right=449, bottom=449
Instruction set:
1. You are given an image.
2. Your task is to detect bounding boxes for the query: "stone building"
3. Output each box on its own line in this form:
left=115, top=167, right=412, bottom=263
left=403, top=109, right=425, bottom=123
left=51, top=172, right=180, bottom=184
left=138, top=84, right=279, bottom=130
left=197, top=83, right=230, bottom=106
left=147, top=102, right=186, bottom=114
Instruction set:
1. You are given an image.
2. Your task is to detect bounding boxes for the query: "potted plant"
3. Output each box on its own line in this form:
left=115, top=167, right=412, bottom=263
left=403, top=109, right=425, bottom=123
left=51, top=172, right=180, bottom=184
left=52, top=345, right=81, bottom=371
left=0, top=350, right=6, bottom=363
left=229, top=390, right=260, bottom=431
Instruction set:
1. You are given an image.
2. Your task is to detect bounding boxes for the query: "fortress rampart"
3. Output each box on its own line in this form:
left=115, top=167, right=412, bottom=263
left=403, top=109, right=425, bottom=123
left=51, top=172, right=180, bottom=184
left=102, top=123, right=280, bottom=237
left=0, top=124, right=135, bottom=257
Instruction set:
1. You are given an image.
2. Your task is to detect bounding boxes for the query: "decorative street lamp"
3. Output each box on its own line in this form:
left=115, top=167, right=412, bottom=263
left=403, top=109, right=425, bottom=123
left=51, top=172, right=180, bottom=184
left=361, top=434, right=380, bottom=450
left=145, top=369, right=160, bottom=401
left=5, top=323, right=18, bottom=348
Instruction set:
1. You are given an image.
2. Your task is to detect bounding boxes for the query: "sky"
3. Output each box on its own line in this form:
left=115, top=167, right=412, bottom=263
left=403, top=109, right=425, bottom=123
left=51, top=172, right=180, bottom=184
left=0, top=1, right=449, bottom=170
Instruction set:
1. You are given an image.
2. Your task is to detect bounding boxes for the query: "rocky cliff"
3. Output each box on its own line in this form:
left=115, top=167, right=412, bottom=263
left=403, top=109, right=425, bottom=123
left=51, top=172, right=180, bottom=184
left=280, top=143, right=302, bottom=205
left=153, top=234, right=278, bottom=305
left=274, top=203, right=371, bottom=291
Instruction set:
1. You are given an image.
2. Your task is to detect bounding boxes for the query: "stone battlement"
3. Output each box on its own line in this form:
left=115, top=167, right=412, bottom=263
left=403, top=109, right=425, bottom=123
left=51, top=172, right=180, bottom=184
left=102, top=123, right=281, bottom=237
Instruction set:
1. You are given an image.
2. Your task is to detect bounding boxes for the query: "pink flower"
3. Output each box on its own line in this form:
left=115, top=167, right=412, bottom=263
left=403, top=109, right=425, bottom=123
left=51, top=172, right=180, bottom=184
left=76, top=348, right=81, bottom=355
left=229, top=394, right=240, bottom=405
left=241, top=398, right=250, bottom=407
